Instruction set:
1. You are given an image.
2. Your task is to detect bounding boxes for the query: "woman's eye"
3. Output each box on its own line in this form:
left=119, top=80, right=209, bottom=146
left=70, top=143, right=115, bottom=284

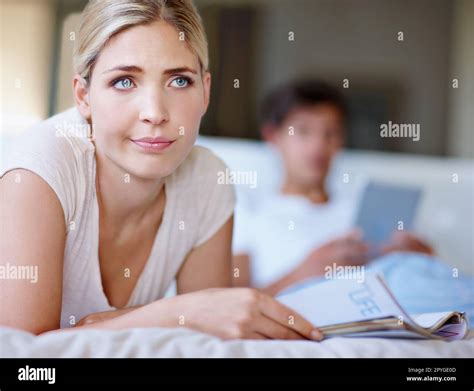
left=170, top=77, right=191, bottom=88
left=113, top=78, right=134, bottom=90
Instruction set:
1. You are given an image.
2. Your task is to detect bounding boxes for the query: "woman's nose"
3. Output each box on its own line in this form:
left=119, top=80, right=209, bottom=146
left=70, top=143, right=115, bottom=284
left=138, top=89, right=170, bottom=125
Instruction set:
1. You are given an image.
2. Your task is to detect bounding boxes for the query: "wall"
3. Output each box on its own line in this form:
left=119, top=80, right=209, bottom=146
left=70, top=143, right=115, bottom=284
left=448, top=0, right=474, bottom=159
left=0, top=0, right=56, bottom=136
left=250, top=0, right=454, bottom=155
left=1, top=0, right=471, bottom=158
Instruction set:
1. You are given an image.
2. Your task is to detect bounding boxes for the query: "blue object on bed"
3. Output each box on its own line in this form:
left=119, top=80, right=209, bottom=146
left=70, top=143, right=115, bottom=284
left=366, top=252, right=474, bottom=320
left=281, top=252, right=474, bottom=323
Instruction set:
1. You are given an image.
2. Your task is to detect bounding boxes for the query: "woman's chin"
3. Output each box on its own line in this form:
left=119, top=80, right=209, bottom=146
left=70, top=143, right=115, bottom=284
left=129, top=165, right=176, bottom=180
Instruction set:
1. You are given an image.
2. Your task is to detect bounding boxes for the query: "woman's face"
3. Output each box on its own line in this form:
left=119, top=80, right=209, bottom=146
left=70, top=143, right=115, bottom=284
left=75, top=20, right=210, bottom=179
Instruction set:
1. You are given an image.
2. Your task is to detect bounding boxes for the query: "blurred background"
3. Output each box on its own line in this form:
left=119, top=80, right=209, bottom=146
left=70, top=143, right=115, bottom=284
left=1, top=0, right=473, bottom=157
left=1, top=0, right=473, bottom=274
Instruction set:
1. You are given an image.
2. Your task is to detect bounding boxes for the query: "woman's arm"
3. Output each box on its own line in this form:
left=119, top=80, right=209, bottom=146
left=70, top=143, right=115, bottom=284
left=232, top=254, right=251, bottom=287
left=61, top=287, right=322, bottom=341
left=1, top=169, right=66, bottom=334
left=71, top=216, right=322, bottom=340
left=0, top=169, right=178, bottom=334
left=176, top=216, right=234, bottom=293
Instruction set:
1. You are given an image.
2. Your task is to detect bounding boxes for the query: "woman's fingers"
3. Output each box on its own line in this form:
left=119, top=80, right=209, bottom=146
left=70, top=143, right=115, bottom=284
left=245, top=331, right=269, bottom=340
left=258, top=294, right=323, bottom=341
left=76, top=313, right=101, bottom=326
left=255, top=314, right=307, bottom=340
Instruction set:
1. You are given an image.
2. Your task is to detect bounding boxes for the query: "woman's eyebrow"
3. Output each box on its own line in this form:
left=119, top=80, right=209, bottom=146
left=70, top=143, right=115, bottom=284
left=163, top=67, right=198, bottom=75
left=102, top=65, right=143, bottom=74
left=102, top=65, right=198, bottom=75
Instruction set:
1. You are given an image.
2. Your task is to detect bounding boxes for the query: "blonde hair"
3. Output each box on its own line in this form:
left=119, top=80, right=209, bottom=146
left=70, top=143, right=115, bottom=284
left=73, top=0, right=209, bottom=84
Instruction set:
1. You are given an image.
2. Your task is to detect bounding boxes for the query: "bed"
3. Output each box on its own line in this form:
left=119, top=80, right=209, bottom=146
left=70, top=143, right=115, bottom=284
left=1, top=326, right=473, bottom=358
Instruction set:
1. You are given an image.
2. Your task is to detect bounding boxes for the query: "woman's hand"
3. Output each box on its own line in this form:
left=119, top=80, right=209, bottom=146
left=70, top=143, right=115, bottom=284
left=74, top=288, right=322, bottom=341
left=76, top=306, right=141, bottom=327
left=167, top=288, right=323, bottom=341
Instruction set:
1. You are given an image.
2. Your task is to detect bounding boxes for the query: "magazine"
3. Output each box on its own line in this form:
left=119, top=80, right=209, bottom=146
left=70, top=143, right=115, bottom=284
left=276, top=274, right=469, bottom=341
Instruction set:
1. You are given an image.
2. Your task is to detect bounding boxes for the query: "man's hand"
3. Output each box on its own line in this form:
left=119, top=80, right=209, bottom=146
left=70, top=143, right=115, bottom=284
left=261, top=229, right=370, bottom=296
left=294, top=229, right=370, bottom=279
left=380, top=231, right=434, bottom=255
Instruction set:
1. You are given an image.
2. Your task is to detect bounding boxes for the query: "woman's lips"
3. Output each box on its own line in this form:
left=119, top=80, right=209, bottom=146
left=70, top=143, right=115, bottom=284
left=130, top=136, right=175, bottom=152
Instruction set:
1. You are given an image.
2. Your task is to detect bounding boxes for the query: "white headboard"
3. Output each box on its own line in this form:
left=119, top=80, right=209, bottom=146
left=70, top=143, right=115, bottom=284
left=197, top=135, right=474, bottom=276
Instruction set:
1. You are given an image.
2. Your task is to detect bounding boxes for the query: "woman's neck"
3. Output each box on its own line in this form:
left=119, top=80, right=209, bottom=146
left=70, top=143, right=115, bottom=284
left=281, top=178, right=329, bottom=204
left=94, top=150, right=165, bottom=230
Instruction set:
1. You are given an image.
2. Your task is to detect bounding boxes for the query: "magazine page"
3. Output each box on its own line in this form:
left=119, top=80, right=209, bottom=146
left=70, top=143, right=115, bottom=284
left=277, top=273, right=409, bottom=328
left=411, top=312, right=468, bottom=340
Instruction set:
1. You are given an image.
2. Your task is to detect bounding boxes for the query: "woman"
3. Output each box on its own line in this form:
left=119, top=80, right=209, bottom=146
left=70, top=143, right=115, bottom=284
left=0, top=0, right=321, bottom=341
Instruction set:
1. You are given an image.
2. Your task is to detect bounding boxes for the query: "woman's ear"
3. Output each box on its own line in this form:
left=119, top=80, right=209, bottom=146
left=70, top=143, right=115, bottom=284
left=72, top=75, right=91, bottom=120
left=201, top=71, right=211, bottom=116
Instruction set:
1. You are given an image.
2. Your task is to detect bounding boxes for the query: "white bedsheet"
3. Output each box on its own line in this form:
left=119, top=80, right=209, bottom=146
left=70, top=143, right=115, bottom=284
left=1, top=326, right=473, bottom=358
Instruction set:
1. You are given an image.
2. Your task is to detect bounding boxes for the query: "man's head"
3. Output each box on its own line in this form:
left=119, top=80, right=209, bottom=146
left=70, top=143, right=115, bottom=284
left=261, top=80, right=347, bottom=188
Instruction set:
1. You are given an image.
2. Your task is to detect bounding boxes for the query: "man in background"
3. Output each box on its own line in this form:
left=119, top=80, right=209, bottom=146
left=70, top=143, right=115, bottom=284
left=232, top=80, right=433, bottom=295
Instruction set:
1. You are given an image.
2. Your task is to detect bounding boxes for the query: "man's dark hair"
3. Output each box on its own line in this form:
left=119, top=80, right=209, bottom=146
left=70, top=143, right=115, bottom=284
left=260, top=79, right=348, bottom=128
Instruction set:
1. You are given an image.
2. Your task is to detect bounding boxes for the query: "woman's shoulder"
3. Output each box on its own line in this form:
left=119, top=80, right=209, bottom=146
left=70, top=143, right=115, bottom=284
left=2, top=107, right=94, bottom=168
left=1, top=107, right=95, bottom=224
